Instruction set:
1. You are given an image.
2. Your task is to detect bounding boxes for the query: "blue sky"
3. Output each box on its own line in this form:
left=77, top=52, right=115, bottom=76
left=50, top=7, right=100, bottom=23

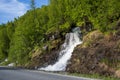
left=0, top=0, right=49, bottom=24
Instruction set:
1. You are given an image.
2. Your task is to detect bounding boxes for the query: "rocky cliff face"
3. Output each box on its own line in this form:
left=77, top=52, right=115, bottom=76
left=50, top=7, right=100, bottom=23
left=66, top=21, right=120, bottom=78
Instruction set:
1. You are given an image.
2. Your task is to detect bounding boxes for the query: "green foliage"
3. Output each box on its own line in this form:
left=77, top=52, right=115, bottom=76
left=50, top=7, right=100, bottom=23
left=0, top=0, right=120, bottom=65
left=59, top=22, right=70, bottom=32
left=0, top=25, right=9, bottom=62
left=6, top=21, right=15, bottom=40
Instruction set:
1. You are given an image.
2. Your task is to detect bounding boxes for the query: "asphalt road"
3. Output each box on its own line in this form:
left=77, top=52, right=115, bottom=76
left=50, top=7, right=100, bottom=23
left=0, top=67, right=97, bottom=80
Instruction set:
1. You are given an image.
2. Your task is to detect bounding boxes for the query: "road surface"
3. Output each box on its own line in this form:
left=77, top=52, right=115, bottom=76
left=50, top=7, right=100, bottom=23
left=0, top=67, right=97, bottom=80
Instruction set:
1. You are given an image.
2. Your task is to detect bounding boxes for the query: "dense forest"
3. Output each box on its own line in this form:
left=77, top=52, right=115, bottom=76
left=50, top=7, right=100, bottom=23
left=0, top=0, right=120, bottom=76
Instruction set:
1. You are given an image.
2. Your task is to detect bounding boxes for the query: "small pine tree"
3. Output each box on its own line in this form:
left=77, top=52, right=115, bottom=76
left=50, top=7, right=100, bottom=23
left=30, top=0, right=36, bottom=22
left=30, top=0, right=36, bottom=10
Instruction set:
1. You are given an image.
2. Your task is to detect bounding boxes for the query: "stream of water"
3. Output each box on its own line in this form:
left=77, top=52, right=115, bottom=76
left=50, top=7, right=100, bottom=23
left=39, top=27, right=82, bottom=71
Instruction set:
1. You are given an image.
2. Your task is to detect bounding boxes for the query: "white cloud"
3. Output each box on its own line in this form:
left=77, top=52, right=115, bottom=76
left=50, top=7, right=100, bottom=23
left=0, top=0, right=28, bottom=15
left=0, top=0, right=29, bottom=23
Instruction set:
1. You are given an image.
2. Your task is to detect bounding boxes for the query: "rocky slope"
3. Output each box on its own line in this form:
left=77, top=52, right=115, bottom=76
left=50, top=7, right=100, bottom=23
left=66, top=21, right=120, bottom=78
left=27, top=35, right=65, bottom=69
left=26, top=20, right=120, bottom=78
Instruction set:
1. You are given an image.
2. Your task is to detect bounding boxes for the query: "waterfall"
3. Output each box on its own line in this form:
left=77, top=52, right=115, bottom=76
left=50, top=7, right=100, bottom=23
left=39, top=27, right=82, bottom=71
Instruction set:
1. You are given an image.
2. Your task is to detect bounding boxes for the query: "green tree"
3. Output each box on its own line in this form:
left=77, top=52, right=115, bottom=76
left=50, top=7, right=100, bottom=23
left=0, top=26, right=9, bottom=62
left=30, top=0, right=36, bottom=10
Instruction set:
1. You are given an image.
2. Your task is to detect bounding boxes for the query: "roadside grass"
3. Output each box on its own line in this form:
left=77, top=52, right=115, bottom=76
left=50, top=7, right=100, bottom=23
left=54, top=71, right=119, bottom=80
left=68, top=73, right=119, bottom=80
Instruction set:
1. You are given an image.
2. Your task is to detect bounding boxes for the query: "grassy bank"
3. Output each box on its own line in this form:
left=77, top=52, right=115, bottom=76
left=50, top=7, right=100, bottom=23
left=68, top=73, right=119, bottom=80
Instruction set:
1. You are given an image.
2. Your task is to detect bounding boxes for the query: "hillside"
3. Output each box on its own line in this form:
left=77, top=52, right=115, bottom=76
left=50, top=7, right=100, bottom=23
left=0, top=0, right=120, bottom=78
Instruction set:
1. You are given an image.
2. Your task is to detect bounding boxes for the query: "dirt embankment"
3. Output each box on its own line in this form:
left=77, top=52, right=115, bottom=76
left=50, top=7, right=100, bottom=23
left=67, top=21, right=120, bottom=78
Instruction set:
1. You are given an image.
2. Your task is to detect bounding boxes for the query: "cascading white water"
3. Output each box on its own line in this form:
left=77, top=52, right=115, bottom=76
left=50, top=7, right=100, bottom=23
left=39, top=28, right=82, bottom=71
